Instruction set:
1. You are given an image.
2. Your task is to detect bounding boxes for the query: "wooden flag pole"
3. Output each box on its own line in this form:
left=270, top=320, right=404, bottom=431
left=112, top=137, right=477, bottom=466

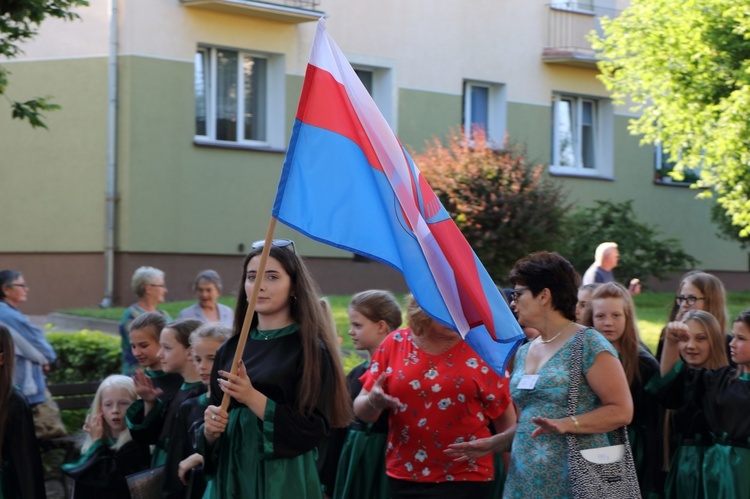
left=219, top=217, right=278, bottom=412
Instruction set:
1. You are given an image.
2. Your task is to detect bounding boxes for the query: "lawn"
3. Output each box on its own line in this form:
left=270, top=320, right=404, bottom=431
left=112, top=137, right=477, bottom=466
left=61, top=291, right=750, bottom=356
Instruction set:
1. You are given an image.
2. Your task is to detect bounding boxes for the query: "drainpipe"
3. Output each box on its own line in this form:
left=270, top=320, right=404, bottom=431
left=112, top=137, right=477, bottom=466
left=100, top=0, right=118, bottom=308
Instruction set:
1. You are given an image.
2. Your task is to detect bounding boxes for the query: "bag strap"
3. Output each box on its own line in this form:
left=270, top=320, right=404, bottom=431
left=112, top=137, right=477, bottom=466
left=566, top=328, right=630, bottom=445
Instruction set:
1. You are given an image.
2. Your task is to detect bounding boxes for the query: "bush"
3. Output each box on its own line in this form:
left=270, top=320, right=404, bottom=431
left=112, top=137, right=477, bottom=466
left=46, top=330, right=121, bottom=383
left=556, top=200, right=699, bottom=285
left=414, top=128, right=570, bottom=281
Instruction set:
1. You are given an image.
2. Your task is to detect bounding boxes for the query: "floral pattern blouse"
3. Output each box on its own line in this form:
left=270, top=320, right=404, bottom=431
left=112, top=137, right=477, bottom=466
left=361, top=328, right=511, bottom=483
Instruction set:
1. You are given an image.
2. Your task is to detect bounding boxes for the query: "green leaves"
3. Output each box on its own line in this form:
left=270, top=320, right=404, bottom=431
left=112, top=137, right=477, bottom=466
left=46, top=330, right=120, bottom=384
left=1, top=0, right=88, bottom=128
left=593, top=0, right=750, bottom=239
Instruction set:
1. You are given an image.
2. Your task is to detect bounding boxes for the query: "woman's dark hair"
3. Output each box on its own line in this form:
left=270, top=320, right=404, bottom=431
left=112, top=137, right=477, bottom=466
left=164, top=319, right=204, bottom=348
left=0, top=270, right=22, bottom=300
left=0, top=324, right=15, bottom=464
left=232, top=245, right=353, bottom=427
left=509, top=251, right=579, bottom=321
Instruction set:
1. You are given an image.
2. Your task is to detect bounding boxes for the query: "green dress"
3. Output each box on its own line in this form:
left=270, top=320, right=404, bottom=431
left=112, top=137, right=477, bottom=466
left=331, top=362, right=389, bottom=499
left=199, top=324, right=335, bottom=498
left=648, top=361, right=750, bottom=499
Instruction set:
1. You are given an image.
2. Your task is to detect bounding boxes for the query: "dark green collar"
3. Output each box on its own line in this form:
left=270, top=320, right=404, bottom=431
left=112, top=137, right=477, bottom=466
left=250, top=323, right=300, bottom=341
left=181, top=380, right=204, bottom=390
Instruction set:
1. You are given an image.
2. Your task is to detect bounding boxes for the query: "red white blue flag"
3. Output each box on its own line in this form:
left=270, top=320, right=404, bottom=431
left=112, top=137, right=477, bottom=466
left=272, top=19, right=524, bottom=374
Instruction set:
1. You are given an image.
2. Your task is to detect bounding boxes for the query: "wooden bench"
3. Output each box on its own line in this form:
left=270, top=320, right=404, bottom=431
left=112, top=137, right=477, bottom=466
left=43, top=381, right=101, bottom=499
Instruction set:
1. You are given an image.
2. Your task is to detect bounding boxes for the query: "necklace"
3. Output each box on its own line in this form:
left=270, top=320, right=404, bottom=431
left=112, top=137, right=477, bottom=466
left=538, top=321, right=574, bottom=344
left=257, top=329, right=272, bottom=340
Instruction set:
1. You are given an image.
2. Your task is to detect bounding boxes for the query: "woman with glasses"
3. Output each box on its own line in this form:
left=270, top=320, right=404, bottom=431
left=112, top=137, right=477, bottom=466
left=199, top=242, right=352, bottom=498
left=479, top=252, right=633, bottom=498
left=177, top=270, right=234, bottom=327
left=118, top=266, right=172, bottom=375
left=0, top=270, right=57, bottom=410
left=656, top=271, right=730, bottom=361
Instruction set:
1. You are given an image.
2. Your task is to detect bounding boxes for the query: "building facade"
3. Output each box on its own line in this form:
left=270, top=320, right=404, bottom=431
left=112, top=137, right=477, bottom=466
left=1, top=0, right=746, bottom=313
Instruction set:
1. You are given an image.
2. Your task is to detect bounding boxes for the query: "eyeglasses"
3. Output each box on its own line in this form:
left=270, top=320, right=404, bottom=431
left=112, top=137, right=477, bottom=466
left=148, top=283, right=167, bottom=288
left=675, top=295, right=704, bottom=306
left=251, top=239, right=297, bottom=254
left=10, top=283, right=29, bottom=289
left=511, top=287, right=530, bottom=302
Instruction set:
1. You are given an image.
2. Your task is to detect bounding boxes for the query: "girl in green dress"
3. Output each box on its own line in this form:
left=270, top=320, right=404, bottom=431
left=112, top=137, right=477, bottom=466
left=648, top=310, right=728, bottom=499
left=658, top=308, right=750, bottom=499
left=200, top=243, right=352, bottom=498
left=328, top=290, right=402, bottom=499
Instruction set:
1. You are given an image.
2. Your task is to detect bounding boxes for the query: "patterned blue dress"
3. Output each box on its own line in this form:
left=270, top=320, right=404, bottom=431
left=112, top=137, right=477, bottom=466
left=503, top=328, right=617, bottom=499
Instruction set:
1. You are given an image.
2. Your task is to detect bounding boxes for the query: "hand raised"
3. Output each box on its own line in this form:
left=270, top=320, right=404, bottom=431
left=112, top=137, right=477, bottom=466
left=132, top=370, right=163, bottom=403
left=665, top=321, right=690, bottom=344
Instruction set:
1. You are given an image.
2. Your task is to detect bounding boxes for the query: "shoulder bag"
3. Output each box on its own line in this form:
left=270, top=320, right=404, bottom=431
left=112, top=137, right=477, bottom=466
left=566, top=330, right=641, bottom=499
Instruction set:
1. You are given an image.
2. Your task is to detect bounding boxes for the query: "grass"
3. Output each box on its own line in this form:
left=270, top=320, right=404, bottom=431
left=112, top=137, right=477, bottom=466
left=60, top=291, right=750, bottom=359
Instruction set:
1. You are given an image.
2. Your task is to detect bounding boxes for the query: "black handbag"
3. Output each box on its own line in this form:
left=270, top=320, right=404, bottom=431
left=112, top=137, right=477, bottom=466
left=125, top=465, right=165, bottom=499
left=566, top=330, right=641, bottom=499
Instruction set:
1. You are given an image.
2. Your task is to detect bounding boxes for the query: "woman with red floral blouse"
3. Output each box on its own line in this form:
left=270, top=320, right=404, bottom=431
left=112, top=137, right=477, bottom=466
left=353, top=295, right=516, bottom=498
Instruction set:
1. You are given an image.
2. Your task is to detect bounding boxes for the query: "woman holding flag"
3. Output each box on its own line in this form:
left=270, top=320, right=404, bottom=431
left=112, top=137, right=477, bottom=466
left=199, top=242, right=351, bottom=498
left=354, top=295, right=515, bottom=498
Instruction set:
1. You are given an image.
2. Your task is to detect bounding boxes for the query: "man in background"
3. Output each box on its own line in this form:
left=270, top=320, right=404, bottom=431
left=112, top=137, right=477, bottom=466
left=582, top=242, right=641, bottom=295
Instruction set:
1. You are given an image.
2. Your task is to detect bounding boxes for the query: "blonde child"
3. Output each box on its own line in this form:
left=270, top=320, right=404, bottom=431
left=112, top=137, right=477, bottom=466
left=175, top=323, right=232, bottom=499
left=62, top=375, right=150, bottom=498
left=127, top=318, right=203, bottom=471
left=655, top=309, right=750, bottom=498
left=584, top=282, right=663, bottom=498
left=648, top=310, right=728, bottom=499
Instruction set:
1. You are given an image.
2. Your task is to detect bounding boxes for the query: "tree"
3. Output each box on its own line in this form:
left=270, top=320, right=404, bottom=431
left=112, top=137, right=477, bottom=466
left=1, top=0, right=88, bottom=128
left=414, top=128, right=570, bottom=282
left=593, top=0, right=750, bottom=238
left=557, top=200, right=699, bottom=286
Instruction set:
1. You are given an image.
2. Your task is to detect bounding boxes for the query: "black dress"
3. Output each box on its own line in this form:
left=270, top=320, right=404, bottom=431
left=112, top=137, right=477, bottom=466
left=0, top=390, right=45, bottom=499
left=162, top=391, right=209, bottom=499
left=61, top=438, right=151, bottom=498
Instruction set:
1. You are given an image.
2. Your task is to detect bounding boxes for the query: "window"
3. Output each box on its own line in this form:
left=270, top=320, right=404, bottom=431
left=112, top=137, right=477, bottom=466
left=195, top=46, right=284, bottom=148
left=550, top=93, right=613, bottom=177
left=350, top=62, right=395, bottom=129
left=551, top=0, right=594, bottom=13
left=462, top=80, right=507, bottom=147
left=654, top=143, right=701, bottom=185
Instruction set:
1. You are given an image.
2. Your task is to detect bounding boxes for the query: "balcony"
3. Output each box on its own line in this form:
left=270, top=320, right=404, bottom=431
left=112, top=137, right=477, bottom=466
left=543, top=2, right=620, bottom=69
left=181, top=0, right=323, bottom=24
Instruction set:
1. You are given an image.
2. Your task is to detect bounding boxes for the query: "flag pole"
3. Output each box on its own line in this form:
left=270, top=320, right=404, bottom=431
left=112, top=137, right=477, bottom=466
left=220, top=217, right=278, bottom=412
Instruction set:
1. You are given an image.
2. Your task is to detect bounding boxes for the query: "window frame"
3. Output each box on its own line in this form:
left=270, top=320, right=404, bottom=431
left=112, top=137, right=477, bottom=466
left=462, top=80, right=507, bottom=148
left=194, top=45, right=285, bottom=150
left=653, top=143, right=701, bottom=186
left=550, top=92, right=613, bottom=179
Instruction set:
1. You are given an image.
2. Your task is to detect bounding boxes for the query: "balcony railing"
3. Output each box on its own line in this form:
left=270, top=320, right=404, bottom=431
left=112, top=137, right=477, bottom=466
left=181, top=0, right=323, bottom=23
left=543, top=2, right=620, bottom=68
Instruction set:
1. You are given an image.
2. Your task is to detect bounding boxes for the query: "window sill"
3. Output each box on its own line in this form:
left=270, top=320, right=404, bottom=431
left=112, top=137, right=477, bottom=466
left=549, top=166, right=614, bottom=181
left=193, top=139, right=286, bottom=154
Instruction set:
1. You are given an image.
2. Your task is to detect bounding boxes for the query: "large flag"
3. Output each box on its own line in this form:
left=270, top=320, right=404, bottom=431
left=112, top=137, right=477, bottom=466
left=273, top=19, right=524, bottom=374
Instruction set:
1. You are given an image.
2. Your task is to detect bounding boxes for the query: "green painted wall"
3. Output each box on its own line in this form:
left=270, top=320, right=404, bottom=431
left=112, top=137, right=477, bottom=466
left=397, top=88, right=460, bottom=153
left=0, top=58, right=108, bottom=252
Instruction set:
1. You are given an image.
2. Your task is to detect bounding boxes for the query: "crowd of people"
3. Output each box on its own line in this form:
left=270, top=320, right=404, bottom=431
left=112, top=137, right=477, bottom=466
left=0, top=242, right=749, bottom=498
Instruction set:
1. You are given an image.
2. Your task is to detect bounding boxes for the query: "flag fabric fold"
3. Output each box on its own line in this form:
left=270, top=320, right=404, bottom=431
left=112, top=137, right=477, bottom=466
left=272, top=18, right=524, bottom=375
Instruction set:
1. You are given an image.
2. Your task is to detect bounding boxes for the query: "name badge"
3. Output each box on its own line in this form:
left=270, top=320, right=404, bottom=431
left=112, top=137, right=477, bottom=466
left=518, top=374, right=539, bottom=390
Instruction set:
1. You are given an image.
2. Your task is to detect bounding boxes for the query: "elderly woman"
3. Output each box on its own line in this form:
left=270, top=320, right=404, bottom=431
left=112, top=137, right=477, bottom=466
left=177, top=270, right=233, bottom=328
left=0, top=270, right=57, bottom=408
left=353, top=295, right=515, bottom=499
left=119, top=266, right=171, bottom=375
left=448, top=252, right=633, bottom=498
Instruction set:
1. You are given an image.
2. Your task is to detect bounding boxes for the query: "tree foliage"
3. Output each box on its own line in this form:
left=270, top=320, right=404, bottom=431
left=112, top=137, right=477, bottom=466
left=593, top=0, right=750, bottom=238
left=414, top=129, right=570, bottom=282
left=1, top=0, right=88, bottom=128
left=557, top=200, right=699, bottom=286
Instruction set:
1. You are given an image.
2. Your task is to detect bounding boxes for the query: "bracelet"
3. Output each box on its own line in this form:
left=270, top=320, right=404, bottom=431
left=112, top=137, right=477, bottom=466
left=570, top=415, right=580, bottom=433
left=367, top=394, right=380, bottom=411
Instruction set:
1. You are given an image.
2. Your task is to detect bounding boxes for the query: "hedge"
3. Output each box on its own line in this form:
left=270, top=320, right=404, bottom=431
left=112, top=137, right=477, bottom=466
left=46, top=330, right=121, bottom=384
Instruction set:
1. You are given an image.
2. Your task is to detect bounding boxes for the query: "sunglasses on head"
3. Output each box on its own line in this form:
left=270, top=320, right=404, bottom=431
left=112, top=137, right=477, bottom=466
left=250, top=239, right=297, bottom=254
